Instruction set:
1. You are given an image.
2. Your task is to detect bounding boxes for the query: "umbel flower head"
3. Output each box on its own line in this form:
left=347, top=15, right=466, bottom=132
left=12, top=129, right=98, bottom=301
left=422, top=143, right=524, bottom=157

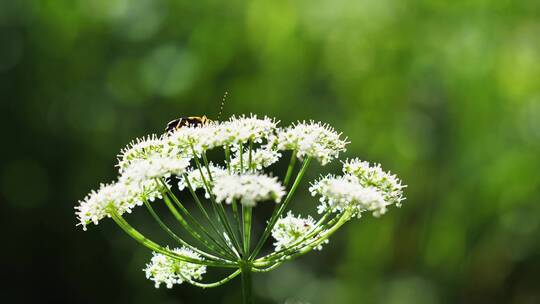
left=272, top=211, right=328, bottom=251
left=212, top=172, right=285, bottom=206
left=75, top=114, right=405, bottom=300
left=144, top=247, right=207, bottom=288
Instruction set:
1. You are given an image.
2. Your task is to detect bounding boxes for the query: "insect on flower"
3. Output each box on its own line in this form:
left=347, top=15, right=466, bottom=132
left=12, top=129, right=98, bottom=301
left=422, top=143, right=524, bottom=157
left=164, top=92, right=228, bottom=133
left=75, top=107, right=406, bottom=304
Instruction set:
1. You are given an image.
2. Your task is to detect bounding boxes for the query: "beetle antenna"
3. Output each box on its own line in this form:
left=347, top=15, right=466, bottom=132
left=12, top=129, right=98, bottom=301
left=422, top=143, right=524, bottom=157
left=217, top=91, right=228, bottom=120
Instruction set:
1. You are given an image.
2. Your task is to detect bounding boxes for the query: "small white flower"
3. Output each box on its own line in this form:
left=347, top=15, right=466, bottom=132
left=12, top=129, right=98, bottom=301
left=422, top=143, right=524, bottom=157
left=177, top=164, right=229, bottom=198
left=120, top=156, right=190, bottom=184
left=212, top=173, right=286, bottom=207
left=165, top=122, right=224, bottom=156
left=117, top=134, right=168, bottom=173
left=165, top=115, right=278, bottom=157
left=223, top=114, right=279, bottom=145
left=275, top=121, right=348, bottom=165
left=144, top=247, right=206, bottom=288
left=75, top=179, right=162, bottom=230
left=272, top=211, right=328, bottom=251
left=310, top=175, right=390, bottom=217
left=342, top=158, right=406, bottom=206
left=230, top=147, right=281, bottom=171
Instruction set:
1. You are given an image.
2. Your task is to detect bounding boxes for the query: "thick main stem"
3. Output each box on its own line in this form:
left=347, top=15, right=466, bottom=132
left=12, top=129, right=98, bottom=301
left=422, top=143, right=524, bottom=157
left=240, top=263, right=253, bottom=304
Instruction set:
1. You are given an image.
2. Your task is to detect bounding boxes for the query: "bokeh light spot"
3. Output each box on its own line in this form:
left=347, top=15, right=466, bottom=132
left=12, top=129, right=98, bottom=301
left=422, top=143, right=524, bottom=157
left=140, top=44, right=198, bottom=97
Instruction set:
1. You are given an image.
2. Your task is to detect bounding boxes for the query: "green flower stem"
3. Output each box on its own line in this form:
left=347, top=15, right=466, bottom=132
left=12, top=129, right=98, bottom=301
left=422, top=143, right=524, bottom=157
left=253, top=210, right=353, bottom=268
left=225, top=145, right=243, bottom=241
left=183, top=174, right=233, bottom=250
left=239, top=143, right=244, bottom=173
left=257, top=210, right=334, bottom=262
left=201, top=153, right=214, bottom=182
left=159, top=180, right=235, bottom=258
left=252, top=261, right=282, bottom=272
left=188, top=145, right=222, bottom=230
left=231, top=199, right=243, bottom=243
left=249, top=157, right=312, bottom=260
left=142, top=199, right=230, bottom=262
left=240, top=262, right=253, bottom=304
left=194, top=150, right=243, bottom=256
left=242, top=206, right=252, bottom=256
left=224, top=145, right=232, bottom=173
left=182, top=174, right=218, bottom=229
left=109, top=207, right=236, bottom=268
left=161, top=192, right=236, bottom=259
left=183, top=269, right=242, bottom=288
left=215, top=201, right=242, bottom=256
left=159, top=179, right=231, bottom=253
left=248, top=139, right=253, bottom=172
left=242, top=138, right=254, bottom=256
left=200, top=151, right=242, bottom=244
left=283, top=150, right=297, bottom=187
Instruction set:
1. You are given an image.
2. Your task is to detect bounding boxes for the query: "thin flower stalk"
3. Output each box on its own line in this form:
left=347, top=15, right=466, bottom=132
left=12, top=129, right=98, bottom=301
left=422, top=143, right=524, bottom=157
left=183, top=269, right=242, bottom=289
left=182, top=174, right=237, bottom=254
left=249, top=157, right=312, bottom=260
left=143, top=199, right=228, bottom=262
left=197, top=151, right=243, bottom=256
left=161, top=191, right=236, bottom=259
left=109, top=207, right=236, bottom=268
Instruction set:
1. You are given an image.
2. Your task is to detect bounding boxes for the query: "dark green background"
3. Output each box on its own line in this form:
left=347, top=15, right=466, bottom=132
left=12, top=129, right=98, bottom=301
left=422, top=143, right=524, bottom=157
left=1, top=0, right=539, bottom=303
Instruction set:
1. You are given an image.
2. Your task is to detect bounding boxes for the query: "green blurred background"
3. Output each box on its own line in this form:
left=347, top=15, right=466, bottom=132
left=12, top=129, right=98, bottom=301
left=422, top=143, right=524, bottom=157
left=1, top=0, right=539, bottom=303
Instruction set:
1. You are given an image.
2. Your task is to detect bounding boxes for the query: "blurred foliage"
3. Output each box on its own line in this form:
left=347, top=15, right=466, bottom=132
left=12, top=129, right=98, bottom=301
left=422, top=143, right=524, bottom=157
left=1, top=0, right=540, bottom=303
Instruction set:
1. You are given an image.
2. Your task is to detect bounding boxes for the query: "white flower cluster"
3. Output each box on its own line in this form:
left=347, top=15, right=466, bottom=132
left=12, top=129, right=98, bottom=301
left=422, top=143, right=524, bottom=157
left=177, top=164, right=229, bottom=198
left=212, top=173, right=286, bottom=207
left=121, top=156, right=190, bottom=184
left=166, top=114, right=278, bottom=156
left=75, top=154, right=190, bottom=230
left=74, top=180, right=162, bottom=231
left=275, top=121, right=348, bottom=165
left=117, top=134, right=166, bottom=173
left=224, top=114, right=278, bottom=144
left=144, top=247, right=206, bottom=288
left=166, top=122, right=224, bottom=157
left=76, top=113, right=408, bottom=291
left=310, top=160, right=405, bottom=217
left=272, top=211, right=328, bottom=251
left=230, top=147, right=281, bottom=171
left=76, top=115, right=355, bottom=231
left=342, top=158, right=406, bottom=206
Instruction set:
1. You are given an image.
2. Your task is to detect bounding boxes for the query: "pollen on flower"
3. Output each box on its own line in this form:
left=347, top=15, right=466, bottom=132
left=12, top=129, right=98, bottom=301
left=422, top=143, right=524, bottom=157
left=272, top=211, right=328, bottom=251
left=212, top=172, right=286, bottom=206
left=275, top=121, right=348, bottom=165
left=144, top=247, right=206, bottom=288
